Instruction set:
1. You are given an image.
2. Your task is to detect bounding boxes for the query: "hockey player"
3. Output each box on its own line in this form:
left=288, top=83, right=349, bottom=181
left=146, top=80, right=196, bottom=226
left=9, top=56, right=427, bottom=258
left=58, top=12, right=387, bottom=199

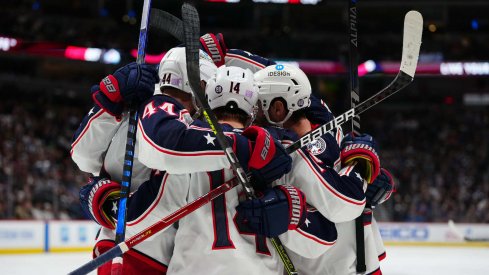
left=72, top=47, right=226, bottom=273
left=201, top=34, right=395, bottom=273
left=72, top=60, right=173, bottom=274
left=157, top=65, right=338, bottom=274
left=73, top=46, right=293, bottom=274
left=254, top=64, right=385, bottom=275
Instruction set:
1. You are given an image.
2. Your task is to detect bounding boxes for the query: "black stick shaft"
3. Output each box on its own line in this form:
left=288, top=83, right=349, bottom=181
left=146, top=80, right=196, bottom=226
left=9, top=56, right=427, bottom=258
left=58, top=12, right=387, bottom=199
left=347, top=0, right=366, bottom=273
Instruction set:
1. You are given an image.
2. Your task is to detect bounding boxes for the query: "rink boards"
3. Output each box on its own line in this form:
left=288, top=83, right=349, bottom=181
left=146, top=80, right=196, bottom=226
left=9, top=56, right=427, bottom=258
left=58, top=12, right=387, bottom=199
left=0, top=221, right=488, bottom=254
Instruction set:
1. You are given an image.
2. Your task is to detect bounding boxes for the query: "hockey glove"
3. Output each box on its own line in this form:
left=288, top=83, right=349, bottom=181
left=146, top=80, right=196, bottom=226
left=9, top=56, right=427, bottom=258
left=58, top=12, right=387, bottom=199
left=304, top=94, right=335, bottom=125
left=92, top=62, right=158, bottom=116
left=340, top=133, right=381, bottom=184
left=236, top=185, right=307, bottom=238
left=242, top=126, right=292, bottom=189
left=79, top=177, right=120, bottom=229
left=200, top=33, right=227, bottom=67
left=366, top=168, right=396, bottom=207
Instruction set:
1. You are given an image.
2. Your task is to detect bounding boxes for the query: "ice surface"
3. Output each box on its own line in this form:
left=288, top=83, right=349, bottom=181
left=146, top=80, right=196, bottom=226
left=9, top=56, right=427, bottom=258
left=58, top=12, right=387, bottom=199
left=0, top=245, right=488, bottom=274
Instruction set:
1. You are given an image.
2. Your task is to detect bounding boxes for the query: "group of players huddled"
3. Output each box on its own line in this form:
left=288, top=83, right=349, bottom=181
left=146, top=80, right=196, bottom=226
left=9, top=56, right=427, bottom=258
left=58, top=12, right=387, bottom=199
left=71, top=33, right=395, bottom=275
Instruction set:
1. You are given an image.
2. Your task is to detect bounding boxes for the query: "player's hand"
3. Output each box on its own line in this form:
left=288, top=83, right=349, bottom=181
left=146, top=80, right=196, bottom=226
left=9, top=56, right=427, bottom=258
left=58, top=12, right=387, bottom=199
left=235, top=185, right=307, bottom=238
left=366, top=168, right=396, bottom=207
left=242, top=126, right=292, bottom=189
left=340, top=133, right=380, bottom=184
left=79, top=177, right=120, bottom=229
left=304, top=94, right=334, bottom=125
left=200, top=33, right=227, bottom=67
left=92, top=62, right=158, bottom=116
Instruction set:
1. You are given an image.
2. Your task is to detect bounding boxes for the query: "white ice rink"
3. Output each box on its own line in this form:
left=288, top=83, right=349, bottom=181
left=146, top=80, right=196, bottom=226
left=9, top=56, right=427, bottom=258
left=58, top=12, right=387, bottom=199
left=1, top=245, right=488, bottom=275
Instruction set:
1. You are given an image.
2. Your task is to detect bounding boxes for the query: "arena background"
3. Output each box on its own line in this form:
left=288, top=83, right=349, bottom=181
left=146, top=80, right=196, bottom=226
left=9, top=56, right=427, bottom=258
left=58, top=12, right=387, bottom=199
left=0, top=0, right=488, bottom=273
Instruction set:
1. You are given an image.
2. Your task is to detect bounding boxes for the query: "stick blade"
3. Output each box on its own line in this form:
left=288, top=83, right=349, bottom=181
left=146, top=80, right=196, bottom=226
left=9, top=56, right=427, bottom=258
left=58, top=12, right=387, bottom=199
left=400, top=10, right=423, bottom=78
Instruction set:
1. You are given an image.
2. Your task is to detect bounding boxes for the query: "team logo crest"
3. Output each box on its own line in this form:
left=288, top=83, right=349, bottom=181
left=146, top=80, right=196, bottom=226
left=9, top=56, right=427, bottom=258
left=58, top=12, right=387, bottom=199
left=297, top=98, right=304, bottom=107
left=215, top=85, right=223, bottom=94
left=307, top=137, right=327, bottom=155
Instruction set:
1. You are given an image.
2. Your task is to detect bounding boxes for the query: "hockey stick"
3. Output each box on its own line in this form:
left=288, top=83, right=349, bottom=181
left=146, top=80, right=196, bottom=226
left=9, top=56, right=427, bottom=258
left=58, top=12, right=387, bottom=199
left=180, top=3, right=298, bottom=275
left=286, top=10, right=422, bottom=154
left=69, top=10, right=423, bottom=275
left=448, top=220, right=489, bottom=242
left=346, top=1, right=366, bottom=273
left=150, top=8, right=184, bottom=42
left=111, top=1, right=152, bottom=274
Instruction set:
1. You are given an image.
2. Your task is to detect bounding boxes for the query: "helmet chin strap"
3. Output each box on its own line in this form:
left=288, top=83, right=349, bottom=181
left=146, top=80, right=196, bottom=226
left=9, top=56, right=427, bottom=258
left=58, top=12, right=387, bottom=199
left=263, top=108, right=293, bottom=128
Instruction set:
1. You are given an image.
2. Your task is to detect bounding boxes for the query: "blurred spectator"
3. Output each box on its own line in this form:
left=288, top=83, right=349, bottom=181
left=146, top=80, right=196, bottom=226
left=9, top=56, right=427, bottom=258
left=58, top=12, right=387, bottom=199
left=0, top=90, right=89, bottom=220
left=366, top=105, right=489, bottom=223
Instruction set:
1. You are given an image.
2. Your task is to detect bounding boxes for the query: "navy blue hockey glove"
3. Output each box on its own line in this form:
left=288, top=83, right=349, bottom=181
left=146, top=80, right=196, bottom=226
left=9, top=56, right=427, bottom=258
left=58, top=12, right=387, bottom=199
left=340, top=133, right=381, bottom=184
left=242, top=126, right=292, bottom=189
left=79, top=177, right=120, bottom=229
left=304, top=94, right=335, bottom=125
left=92, top=62, right=158, bottom=116
left=236, top=185, right=307, bottom=238
left=200, top=33, right=227, bottom=67
left=366, top=168, right=396, bottom=207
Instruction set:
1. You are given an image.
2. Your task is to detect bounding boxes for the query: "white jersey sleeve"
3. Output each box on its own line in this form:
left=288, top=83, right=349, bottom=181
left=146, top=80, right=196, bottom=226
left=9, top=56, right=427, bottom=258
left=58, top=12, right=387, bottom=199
left=281, top=139, right=366, bottom=223
left=71, top=105, right=123, bottom=174
left=225, top=49, right=275, bottom=73
left=279, top=207, right=337, bottom=259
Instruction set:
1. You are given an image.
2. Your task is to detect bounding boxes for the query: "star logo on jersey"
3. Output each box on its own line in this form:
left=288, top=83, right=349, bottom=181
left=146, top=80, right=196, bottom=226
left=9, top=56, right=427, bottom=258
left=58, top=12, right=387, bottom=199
left=112, top=201, right=118, bottom=214
left=304, top=218, right=311, bottom=227
left=88, top=107, right=95, bottom=116
left=204, top=133, right=216, bottom=146
left=355, top=172, right=363, bottom=182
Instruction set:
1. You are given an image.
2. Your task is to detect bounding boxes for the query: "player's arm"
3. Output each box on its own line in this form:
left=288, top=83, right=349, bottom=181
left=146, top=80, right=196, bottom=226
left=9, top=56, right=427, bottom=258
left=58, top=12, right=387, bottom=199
left=279, top=206, right=338, bottom=259
left=199, top=32, right=276, bottom=72
left=137, top=95, right=242, bottom=173
left=281, top=95, right=381, bottom=223
left=71, top=104, right=123, bottom=174
left=225, top=49, right=276, bottom=73
left=71, top=62, right=158, bottom=174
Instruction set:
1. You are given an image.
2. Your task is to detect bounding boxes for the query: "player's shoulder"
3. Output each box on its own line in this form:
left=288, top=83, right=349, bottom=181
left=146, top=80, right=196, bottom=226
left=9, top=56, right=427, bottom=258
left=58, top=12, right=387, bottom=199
left=139, top=94, right=187, bottom=120
left=225, top=49, right=276, bottom=73
left=264, top=126, right=298, bottom=142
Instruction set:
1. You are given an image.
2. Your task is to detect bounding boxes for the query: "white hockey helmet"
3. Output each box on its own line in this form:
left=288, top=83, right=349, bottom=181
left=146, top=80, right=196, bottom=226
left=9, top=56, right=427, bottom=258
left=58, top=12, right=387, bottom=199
left=158, top=47, right=217, bottom=94
left=254, top=64, right=311, bottom=126
left=205, top=66, right=259, bottom=117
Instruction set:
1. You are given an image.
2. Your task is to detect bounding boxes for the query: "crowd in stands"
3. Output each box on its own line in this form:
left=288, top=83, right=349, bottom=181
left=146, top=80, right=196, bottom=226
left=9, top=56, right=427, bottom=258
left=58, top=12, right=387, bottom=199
left=365, top=105, right=489, bottom=223
left=1, top=88, right=488, bottom=223
left=0, top=91, right=90, bottom=220
left=2, top=0, right=488, bottom=61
